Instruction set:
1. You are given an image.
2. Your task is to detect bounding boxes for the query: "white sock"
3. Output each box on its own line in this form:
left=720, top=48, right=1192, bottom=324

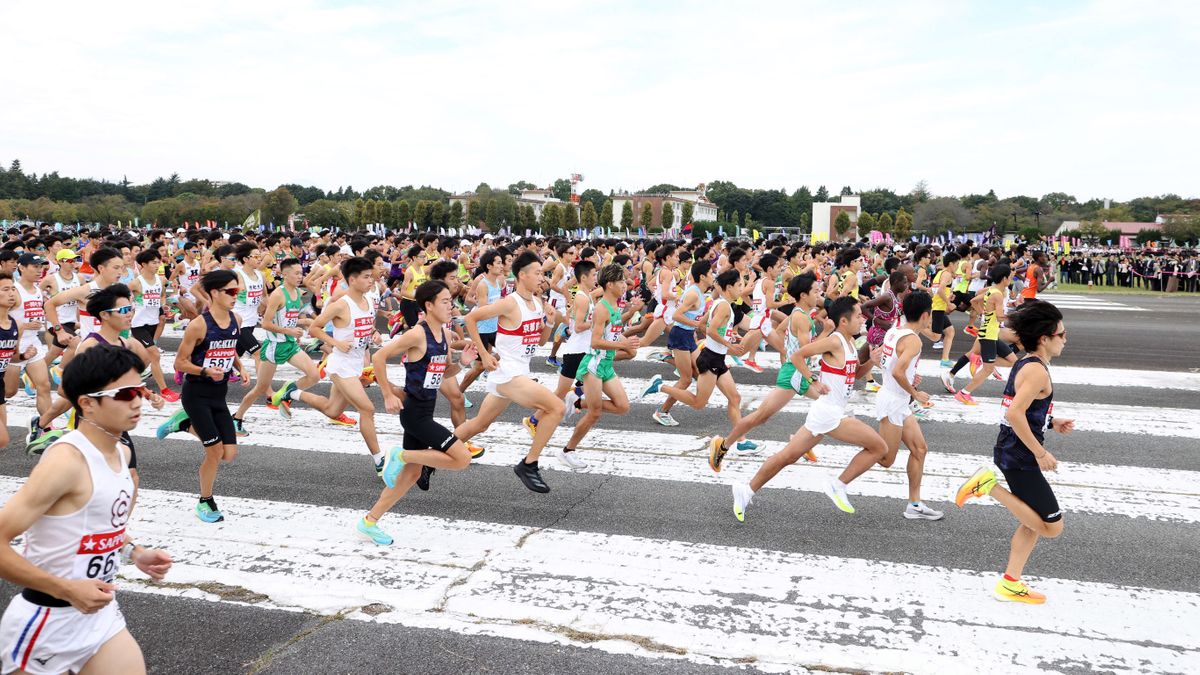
left=371, top=451, right=383, bottom=463
left=287, top=388, right=302, bottom=401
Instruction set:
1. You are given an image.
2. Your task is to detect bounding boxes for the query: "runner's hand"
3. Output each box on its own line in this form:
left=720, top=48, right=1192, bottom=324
left=810, top=380, right=830, bottom=396
left=332, top=339, right=352, bottom=353
left=133, top=548, right=173, bottom=581
left=1052, top=418, right=1075, bottom=434
left=479, top=351, right=498, bottom=371
left=149, top=393, right=165, bottom=410
left=913, top=390, right=931, bottom=405
left=912, top=374, right=922, bottom=387
left=623, top=337, right=641, bottom=350
left=62, top=578, right=116, bottom=614
left=289, top=327, right=305, bottom=338
left=383, top=392, right=403, bottom=414
left=20, top=346, right=36, bottom=360
left=1036, top=450, right=1058, bottom=472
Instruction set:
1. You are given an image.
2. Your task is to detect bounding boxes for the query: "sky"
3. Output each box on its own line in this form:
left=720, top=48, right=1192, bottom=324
left=2, top=0, right=1197, bottom=202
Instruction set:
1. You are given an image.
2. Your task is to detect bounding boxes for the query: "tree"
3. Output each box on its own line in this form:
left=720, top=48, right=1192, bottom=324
left=485, top=200, right=500, bottom=231
left=857, top=211, right=877, bottom=234
left=877, top=211, right=894, bottom=235
left=396, top=199, right=412, bottom=227
left=363, top=199, right=379, bottom=227
left=814, top=186, right=829, bottom=203
left=657, top=201, right=674, bottom=232
left=1076, top=221, right=1111, bottom=243
left=551, top=178, right=572, bottom=201
left=304, top=199, right=350, bottom=230
left=911, top=179, right=931, bottom=203
left=834, top=211, right=852, bottom=238
left=681, top=201, right=694, bottom=227
left=540, top=203, right=562, bottom=233
left=465, top=199, right=481, bottom=228
left=620, top=201, right=634, bottom=230
left=1135, top=228, right=1161, bottom=245
left=581, top=201, right=597, bottom=230
left=522, top=205, right=536, bottom=230
left=640, top=202, right=653, bottom=231
left=730, top=209, right=740, bottom=227
left=600, top=199, right=613, bottom=229
left=840, top=186, right=854, bottom=196
left=893, top=208, right=913, bottom=239
left=913, top=197, right=972, bottom=233
left=579, top=188, right=606, bottom=214
left=1163, top=217, right=1200, bottom=245
left=353, top=198, right=366, bottom=226
left=563, top=202, right=579, bottom=230
left=379, top=200, right=394, bottom=227
left=642, top=183, right=681, bottom=194
left=414, top=200, right=431, bottom=229
left=431, top=201, right=446, bottom=228
left=1040, top=192, right=1077, bottom=212
left=261, top=188, right=298, bottom=229
left=507, top=180, right=537, bottom=195
left=448, top=201, right=464, bottom=227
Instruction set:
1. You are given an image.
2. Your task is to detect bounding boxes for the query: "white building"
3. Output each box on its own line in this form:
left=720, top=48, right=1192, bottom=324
left=449, top=189, right=578, bottom=224
left=608, top=187, right=719, bottom=230
left=811, top=195, right=861, bottom=242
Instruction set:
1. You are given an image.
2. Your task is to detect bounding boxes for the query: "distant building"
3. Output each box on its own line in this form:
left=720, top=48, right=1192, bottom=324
left=449, top=189, right=578, bottom=225
left=608, top=188, right=718, bottom=230
left=811, top=195, right=861, bottom=242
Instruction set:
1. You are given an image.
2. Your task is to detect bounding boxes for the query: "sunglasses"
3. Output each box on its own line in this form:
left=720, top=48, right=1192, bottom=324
left=223, top=256, right=237, bottom=261
left=102, top=305, right=133, bottom=315
left=88, top=384, right=149, bottom=402
left=1053, top=330, right=1067, bottom=339
left=216, top=287, right=239, bottom=297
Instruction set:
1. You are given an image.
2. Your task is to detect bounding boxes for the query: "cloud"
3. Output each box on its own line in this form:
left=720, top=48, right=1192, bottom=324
left=0, top=0, right=1196, bottom=201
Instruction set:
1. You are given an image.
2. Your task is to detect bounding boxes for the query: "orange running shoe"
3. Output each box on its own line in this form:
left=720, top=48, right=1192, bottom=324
left=329, top=413, right=357, bottom=427
left=955, top=466, right=997, bottom=507
left=994, top=577, right=1046, bottom=604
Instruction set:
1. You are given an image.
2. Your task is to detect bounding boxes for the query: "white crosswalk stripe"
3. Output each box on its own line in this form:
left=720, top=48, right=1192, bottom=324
left=1040, top=293, right=1148, bottom=311
left=7, top=342, right=1197, bottom=673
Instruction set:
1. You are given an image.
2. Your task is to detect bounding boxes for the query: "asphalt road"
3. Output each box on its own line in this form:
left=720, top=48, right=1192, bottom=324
left=0, top=292, right=1197, bottom=674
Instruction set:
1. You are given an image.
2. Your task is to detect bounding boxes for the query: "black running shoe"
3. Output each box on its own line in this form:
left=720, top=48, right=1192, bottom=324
left=417, top=466, right=435, bottom=492
left=514, top=460, right=550, bottom=493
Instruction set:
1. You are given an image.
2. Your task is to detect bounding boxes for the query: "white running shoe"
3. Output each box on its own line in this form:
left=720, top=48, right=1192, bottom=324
left=823, top=477, right=856, bottom=513
left=732, top=482, right=755, bottom=522
left=940, top=370, right=957, bottom=394
left=652, top=410, right=679, bottom=427
left=904, top=502, right=945, bottom=521
left=558, top=450, right=588, bottom=470
left=564, top=388, right=581, bottom=421
left=931, top=340, right=944, bottom=350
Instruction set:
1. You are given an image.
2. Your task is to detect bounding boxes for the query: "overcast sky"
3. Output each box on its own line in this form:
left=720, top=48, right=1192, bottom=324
left=2, top=0, right=1196, bottom=202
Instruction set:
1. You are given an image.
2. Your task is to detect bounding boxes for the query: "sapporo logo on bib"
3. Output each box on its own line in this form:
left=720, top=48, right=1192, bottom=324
left=423, top=354, right=447, bottom=389
left=519, top=318, right=541, bottom=356
left=76, top=528, right=125, bottom=583
left=23, top=299, right=44, bottom=322
left=0, top=339, right=15, bottom=371
left=203, top=338, right=237, bottom=372
left=144, top=289, right=162, bottom=308
left=353, top=316, right=373, bottom=349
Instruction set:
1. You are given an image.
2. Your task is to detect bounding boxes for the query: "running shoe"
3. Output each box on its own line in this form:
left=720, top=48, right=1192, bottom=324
left=26, top=429, right=64, bottom=456
left=514, top=460, right=550, bottom=493
left=708, top=436, right=729, bottom=473
left=903, top=502, right=945, bottom=521
left=640, top=374, right=663, bottom=399
left=732, top=482, right=754, bottom=522
left=823, top=477, right=856, bottom=514
left=233, top=418, right=249, bottom=437
left=965, top=324, right=978, bottom=338
left=228, top=371, right=241, bottom=384
left=955, top=466, right=997, bottom=507
left=992, top=367, right=1006, bottom=381
left=729, top=355, right=745, bottom=368
left=940, top=370, right=957, bottom=393
left=968, top=353, right=982, bottom=377
left=803, top=448, right=819, bottom=463
left=195, top=501, right=225, bottom=523
left=468, top=443, right=486, bottom=459
left=735, top=439, right=761, bottom=454
left=522, top=416, right=538, bottom=438
left=382, top=447, right=406, bottom=488
left=651, top=410, right=678, bottom=427
left=174, top=370, right=184, bottom=386
left=463, top=396, right=473, bottom=409
left=49, top=365, right=62, bottom=387
left=417, top=466, right=434, bottom=491
left=994, top=577, right=1046, bottom=605
left=160, top=388, right=181, bottom=403
left=939, top=359, right=953, bottom=368
left=545, top=356, right=561, bottom=368
left=864, top=381, right=881, bottom=393
left=356, top=518, right=394, bottom=546
left=20, top=372, right=34, bottom=397
left=649, top=351, right=672, bottom=362
left=563, top=388, right=581, bottom=421
left=931, top=340, right=944, bottom=350
left=272, top=380, right=298, bottom=408
left=277, top=400, right=293, bottom=419
left=329, top=413, right=356, bottom=427
left=25, top=418, right=43, bottom=446
left=359, top=366, right=376, bottom=388
left=318, top=356, right=328, bottom=379
left=558, top=449, right=587, bottom=470
left=954, top=390, right=978, bottom=406
left=156, top=409, right=190, bottom=439
left=742, top=359, right=764, bottom=374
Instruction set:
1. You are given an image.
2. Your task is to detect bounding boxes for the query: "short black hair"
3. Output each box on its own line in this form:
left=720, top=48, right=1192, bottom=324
left=787, top=273, right=817, bottom=299
left=826, top=296, right=860, bottom=326
left=86, top=283, right=132, bottom=318
left=341, top=256, right=372, bottom=280
left=279, top=257, right=302, bottom=272
left=988, top=264, right=1012, bottom=285
left=512, top=251, right=542, bottom=277
left=598, top=263, right=624, bottom=288
left=89, top=247, right=122, bottom=269
left=715, top=269, right=740, bottom=290
left=574, top=260, right=596, bottom=281
left=201, top=269, right=238, bottom=293
left=902, top=290, right=932, bottom=322
left=235, top=242, right=259, bottom=263
left=1006, top=300, right=1063, bottom=352
left=62, top=344, right=146, bottom=418
left=690, top=259, right=712, bottom=282
left=428, top=260, right=458, bottom=282
left=415, top=279, right=449, bottom=315
left=135, top=249, right=159, bottom=266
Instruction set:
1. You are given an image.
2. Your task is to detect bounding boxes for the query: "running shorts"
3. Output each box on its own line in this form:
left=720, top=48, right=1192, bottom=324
left=181, top=380, right=236, bottom=447
left=260, top=340, right=300, bottom=366
left=874, top=389, right=912, bottom=426
left=776, top=362, right=811, bottom=395
left=51, top=322, right=77, bottom=349
left=12, top=343, right=48, bottom=367
left=485, top=356, right=530, bottom=397
left=400, top=397, right=457, bottom=451
left=1000, top=467, right=1062, bottom=523
left=577, top=353, right=616, bottom=382
left=399, top=298, right=420, bottom=329
left=695, top=347, right=729, bottom=378
left=667, top=325, right=697, bottom=352
left=559, top=352, right=585, bottom=382
left=732, top=302, right=749, bottom=326
left=803, top=398, right=847, bottom=435
left=130, top=325, right=157, bottom=349
left=477, top=331, right=497, bottom=354
left=0, top=591, right=126, bottom=675
left=979, top=338, right=1013, bottom=364
left=236, top=326, right=260, bottom=356
left=931, top=310, right=951, bottom=335
left=324, top=350, right=364, bottom=379
left=748, top=311, right=773, bottom=338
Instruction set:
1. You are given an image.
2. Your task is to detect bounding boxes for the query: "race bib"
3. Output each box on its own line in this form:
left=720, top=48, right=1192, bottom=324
left=282, top=308, right=299, bottom=329
left=203, top=338, right=237, bottom=372
left=246, top=286, right=264, bottom=307
left=75, top=527, right=125, bottom=584
left=0, top=340, right=15, bottom=372
left=22, top=299, right=44, bottom=323
left=143, top=289, right=162, bottom=308
left=353, top=316, right=374, bottom=349
left=423, top=354, right=447, bottom=389
left=518, top=318, right=542, bottom=357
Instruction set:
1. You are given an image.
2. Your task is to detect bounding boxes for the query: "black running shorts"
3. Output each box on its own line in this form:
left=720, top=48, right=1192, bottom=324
left=236, top=326, right=261, bottom=357
left=696, top=347, right=730, bottom=377
left=1001, top=467, right=1062, bottom=523
left=131, top=325, right=157, bottom=349
left=931, top=310, right=951, bottom=335
left=559, top=352, right=585, bottom=382
left=979, top=338, right=1014, bottom=364
left=182, top=380, right=237, bottom=447
left=399, top=397, right=457, bottom=451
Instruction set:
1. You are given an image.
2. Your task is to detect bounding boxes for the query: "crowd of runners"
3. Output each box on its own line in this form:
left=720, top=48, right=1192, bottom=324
left=0, top=224, right=1076, bottom=671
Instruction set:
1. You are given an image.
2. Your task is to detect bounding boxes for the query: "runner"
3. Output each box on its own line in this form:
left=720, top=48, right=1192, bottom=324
left=0, top=344, right=172, bottom=675
left=156, top=270, right=247, bottom=523
left=545, top=241, right=578, bottom=368
left=646, top=259, right=713, bottom=427
left=45, top=247, right=127, bottom=370
left=8, top=254, right=53, bottom=433
left=171, top=240, right=203, bottom=323
left=1020, top=251, right=1050, bottom=303
left=38, top=249, right=82, bottom=371
left=453, top=251, right=564, bottom=493
left=953, top=264, right=1015, bottom=405
left=307, top=256, right=387, bottom=476
left=929, top=252, right=958, bottom=367
left=127, top=249, right=179, bottom=401
left=549, top=259, right=597, bottom=419
left=709, top=272, right=828, bottom=471
left=873, top=290, right=943, bottom=520
left=556, top=263, right=640, bottom=469
left=458, top=249, right=505, bottom=396
left=731, top=296, right=889, bottom=521
left=356, top=280, right=477, bottom=545
left=0, top=274, right=35, bottom=450
left=956, top=300, right=1073, bottom=604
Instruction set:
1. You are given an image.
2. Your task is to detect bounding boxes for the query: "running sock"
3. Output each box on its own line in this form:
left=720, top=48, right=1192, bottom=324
left=574, top=385, right=583, bottom=397
left=287, top=389, right=302, bottom=401
left=911, top=501, right=921, bottom=508
left=371, top=450, right=383, bottom=462
left=363, top=516, right=377, bottom=526
left=563, top=447, right=575, bottom=454
left=950, top=356, right=970, bottom=375
left=200, top=496, right=218, bottom=509
left=1003, top=573, right=1019, bottom=583
left=529, top=414, right=539, bottom=426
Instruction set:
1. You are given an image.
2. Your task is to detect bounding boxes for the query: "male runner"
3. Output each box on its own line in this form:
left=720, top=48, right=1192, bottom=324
left=8, top=254, right=53, bottom=434
left=953, top=264, right=1014, bottom=405
left=646, top=259, right=713, bottom=427
left=0, top=274, right=35, bottom=450
left=128, top=249, right=179, bottom=401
